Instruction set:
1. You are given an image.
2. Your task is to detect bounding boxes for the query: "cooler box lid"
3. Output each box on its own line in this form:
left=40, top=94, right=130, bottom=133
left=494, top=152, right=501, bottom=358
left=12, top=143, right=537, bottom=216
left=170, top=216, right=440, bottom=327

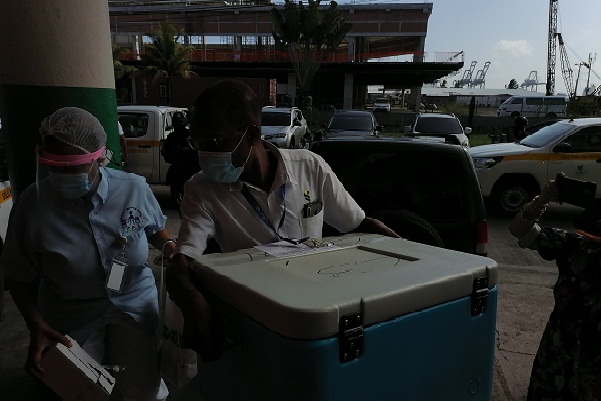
left=193, top=234, right=498, bottom=340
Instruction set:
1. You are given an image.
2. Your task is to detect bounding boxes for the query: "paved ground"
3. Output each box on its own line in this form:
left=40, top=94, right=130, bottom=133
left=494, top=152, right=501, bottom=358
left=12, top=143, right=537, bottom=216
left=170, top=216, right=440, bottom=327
left=0, top=186, right=582, bottom=400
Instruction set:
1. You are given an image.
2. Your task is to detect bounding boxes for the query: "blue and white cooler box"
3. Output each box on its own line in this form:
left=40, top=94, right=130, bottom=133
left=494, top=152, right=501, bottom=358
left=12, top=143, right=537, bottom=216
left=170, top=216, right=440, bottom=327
left=193, top=234, right=498, bottom=401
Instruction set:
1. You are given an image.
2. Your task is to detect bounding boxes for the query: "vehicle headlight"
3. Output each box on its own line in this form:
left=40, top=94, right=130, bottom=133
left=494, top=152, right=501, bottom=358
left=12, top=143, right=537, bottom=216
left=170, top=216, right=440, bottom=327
left=472, top=156, right=503, bottom=169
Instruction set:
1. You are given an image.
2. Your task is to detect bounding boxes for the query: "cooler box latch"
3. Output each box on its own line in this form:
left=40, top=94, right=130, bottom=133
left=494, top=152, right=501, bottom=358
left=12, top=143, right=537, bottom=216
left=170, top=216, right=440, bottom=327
left=471, top=269, right=490, bottom=316
left=339, top=313, right=364, bottom=363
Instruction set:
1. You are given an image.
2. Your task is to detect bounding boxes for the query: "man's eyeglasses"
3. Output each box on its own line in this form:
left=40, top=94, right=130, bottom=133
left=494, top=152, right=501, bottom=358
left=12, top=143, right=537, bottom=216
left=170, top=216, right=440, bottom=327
left=187, top=126, right=251, bottom=152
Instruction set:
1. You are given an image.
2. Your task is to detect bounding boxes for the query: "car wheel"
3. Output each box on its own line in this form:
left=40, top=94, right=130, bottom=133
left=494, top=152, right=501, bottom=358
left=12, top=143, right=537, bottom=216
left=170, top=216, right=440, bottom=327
left=370, top=210, right=444, bottom=248
left=491, top=180, right=534, bottom=218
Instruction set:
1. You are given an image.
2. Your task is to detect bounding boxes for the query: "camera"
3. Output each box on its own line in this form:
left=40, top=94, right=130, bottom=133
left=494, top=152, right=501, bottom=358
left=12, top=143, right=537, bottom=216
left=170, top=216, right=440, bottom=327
left=555, top=173, right=597, bottom=208
left=303, top=201, right=323, bottom=218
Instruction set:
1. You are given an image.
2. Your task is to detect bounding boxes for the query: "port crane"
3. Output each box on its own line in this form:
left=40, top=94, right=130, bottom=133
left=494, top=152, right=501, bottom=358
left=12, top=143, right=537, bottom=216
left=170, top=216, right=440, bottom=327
left=546, top=0, right=575, bottom=97
left=521, top=71, right=545, bottom=91
left=470, top=61, right=491, bottom=88
left=455, top=61, right=477, bottom=88
left=546, top=0, right=600, bottom=115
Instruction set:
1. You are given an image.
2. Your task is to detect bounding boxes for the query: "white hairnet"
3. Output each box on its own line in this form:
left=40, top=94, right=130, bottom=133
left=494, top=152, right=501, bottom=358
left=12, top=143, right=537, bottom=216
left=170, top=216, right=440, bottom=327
left=40, top=107, right=107, bottom=153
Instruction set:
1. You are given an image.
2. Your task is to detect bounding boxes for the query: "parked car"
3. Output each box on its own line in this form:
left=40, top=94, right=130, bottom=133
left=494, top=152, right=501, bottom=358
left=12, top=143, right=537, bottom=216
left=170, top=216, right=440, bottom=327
left=261, top=106, right=309, bottom=149
left=117, top=105, right=188, bottom=184
left=311, top=137, right=488, bottom=256
left=404, top=113, right=471, bottom=147
left=470, top=118, right=601, bottom=217
left=315, top=110, right=382, bottom=140
left=372, top=97, right=391, bottom=112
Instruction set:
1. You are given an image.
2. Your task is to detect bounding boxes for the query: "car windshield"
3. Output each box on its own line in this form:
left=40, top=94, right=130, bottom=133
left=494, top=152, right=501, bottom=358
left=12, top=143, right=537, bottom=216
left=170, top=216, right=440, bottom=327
left=262, top=112, right=291, bottom=126
left=414, top=117, right=462, bottom=134
left=520, top=121, right=575, bottom=148
left=328, top=115, right=373, bottom=131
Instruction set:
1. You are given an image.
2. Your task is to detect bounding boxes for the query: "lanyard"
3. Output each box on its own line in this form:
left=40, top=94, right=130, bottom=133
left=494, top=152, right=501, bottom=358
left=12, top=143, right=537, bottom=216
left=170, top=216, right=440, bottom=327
left=241, top=184, right=309, bottom=245
left=241, top=184, right=286, bottom=236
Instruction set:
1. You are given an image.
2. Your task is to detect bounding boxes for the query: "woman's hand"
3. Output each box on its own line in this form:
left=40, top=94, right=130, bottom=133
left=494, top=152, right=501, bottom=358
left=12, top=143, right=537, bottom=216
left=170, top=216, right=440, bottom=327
left=26, top=322, right=72, bottom=376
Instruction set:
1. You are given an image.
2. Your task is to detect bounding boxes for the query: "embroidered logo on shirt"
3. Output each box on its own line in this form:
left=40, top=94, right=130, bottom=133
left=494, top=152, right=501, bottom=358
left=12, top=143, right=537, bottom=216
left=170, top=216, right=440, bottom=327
left=304, top=190, right=311, bottom=201
left=121, top=207, right=143, bottom=232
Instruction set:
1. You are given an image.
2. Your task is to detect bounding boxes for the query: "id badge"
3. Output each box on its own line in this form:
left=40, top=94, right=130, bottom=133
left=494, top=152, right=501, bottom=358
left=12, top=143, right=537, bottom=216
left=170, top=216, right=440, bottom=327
left=107, top=257, right=127, bottom=293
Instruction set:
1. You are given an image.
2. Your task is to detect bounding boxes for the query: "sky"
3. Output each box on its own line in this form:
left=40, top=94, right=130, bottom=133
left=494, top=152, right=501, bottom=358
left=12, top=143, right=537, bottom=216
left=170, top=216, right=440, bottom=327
left=152, top=0, right=600, bottom=95
left=421, top=0, right=601, bottom=94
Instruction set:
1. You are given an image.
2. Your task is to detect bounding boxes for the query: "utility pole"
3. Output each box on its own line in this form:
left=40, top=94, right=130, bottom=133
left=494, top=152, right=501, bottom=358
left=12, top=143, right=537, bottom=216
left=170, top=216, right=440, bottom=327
left=585, top=53, right=596, bottom=94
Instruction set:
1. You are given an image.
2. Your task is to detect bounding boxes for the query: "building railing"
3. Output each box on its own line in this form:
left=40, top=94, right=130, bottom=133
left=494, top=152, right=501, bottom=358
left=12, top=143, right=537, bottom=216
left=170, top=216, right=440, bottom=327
left=119, top=48, right=461, bottom=64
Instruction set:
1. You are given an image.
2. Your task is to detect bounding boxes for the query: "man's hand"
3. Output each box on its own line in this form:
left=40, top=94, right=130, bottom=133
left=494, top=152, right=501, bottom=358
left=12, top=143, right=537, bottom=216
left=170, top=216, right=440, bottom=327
left=537, top=178, right=560, bottom=206
left=167, top=254, right=224, bottom=362
left=352, top=217, right=400, bottom=238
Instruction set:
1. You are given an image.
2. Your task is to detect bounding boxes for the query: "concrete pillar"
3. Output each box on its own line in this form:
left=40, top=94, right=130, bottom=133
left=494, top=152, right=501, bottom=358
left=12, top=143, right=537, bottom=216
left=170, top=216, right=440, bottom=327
left=288, top=73, right=297, bottom=106
left=0, top=0, right=121, bottom=199
left=347, top=37, right=356, bottom=62
left=410, top=36, right=427, bottom=112
left=343, top=73, right=354, bottom=109
left=234, top=36, right=242, bottom=61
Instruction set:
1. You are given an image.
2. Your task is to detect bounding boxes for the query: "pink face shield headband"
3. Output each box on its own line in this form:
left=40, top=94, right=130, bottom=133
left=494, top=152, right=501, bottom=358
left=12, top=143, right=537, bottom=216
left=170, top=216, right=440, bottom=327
left=37, top=146, right=106, bottom=166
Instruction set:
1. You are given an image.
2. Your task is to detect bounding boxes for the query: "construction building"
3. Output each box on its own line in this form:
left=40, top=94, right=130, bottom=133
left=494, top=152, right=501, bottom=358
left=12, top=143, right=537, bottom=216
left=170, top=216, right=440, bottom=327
left=108, top=1, right=464, bottom=109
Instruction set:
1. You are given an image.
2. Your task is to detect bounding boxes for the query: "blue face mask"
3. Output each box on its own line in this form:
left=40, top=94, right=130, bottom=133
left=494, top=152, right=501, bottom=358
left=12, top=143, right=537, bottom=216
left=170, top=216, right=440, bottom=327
left=48, top=165, right=96, bottom=199
left=198, top=135, right=252, bottom=183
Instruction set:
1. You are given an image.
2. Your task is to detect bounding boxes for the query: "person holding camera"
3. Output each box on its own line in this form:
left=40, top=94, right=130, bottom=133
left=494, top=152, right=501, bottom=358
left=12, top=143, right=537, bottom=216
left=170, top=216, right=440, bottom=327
left=166, top=79, right=399, bottom=363
left=509, top=175, right=601, bottom=401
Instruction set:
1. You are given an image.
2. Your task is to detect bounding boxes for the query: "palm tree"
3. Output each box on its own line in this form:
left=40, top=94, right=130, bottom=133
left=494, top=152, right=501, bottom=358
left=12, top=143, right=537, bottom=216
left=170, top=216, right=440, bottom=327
left=139, top=22, right=196, bottom=105
left=113, top=45, right=137, bottom=81
left=112, top=45, right=138, bottom=103
left=271, top=0, right=351, bottom=108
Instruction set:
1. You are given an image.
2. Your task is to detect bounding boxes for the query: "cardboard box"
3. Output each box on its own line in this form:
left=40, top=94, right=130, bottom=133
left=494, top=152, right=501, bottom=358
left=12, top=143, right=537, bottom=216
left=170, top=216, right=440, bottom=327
left=39, top=335, right=115, bottom=401
left=194, top=234, right=499, bottom=401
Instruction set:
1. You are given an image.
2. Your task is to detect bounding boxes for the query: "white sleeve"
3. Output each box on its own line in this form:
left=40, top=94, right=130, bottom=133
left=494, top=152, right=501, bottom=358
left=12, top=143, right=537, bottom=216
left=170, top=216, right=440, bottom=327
left=517, top=224, right=542, bottom=249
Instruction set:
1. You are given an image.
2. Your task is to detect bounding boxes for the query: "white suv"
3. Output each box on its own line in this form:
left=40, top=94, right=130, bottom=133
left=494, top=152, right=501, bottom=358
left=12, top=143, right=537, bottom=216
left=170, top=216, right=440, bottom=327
left=470, top=118, right=601, bottom=216
left=405, top=113, right=471, bottom=147
left=260, top=107, right=309, bottom=149
left=372, top=98, right=391, bottom=112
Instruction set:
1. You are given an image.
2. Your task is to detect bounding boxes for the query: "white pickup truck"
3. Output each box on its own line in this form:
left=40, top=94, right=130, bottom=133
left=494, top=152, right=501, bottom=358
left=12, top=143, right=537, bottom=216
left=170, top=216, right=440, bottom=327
left=117, top=105, right=188, bottom=184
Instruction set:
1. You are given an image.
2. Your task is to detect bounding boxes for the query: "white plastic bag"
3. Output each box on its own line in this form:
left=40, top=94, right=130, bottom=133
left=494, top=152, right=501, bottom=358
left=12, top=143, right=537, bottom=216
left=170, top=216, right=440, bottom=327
left=160, top=293, right=198, bottom=390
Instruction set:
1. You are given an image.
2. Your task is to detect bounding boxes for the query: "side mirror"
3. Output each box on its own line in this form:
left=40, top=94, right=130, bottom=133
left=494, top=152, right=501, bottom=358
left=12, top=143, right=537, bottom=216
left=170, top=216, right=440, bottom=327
left=464, top=127, right=472, bottom=136
left=553, top=142, right=572, bottom=153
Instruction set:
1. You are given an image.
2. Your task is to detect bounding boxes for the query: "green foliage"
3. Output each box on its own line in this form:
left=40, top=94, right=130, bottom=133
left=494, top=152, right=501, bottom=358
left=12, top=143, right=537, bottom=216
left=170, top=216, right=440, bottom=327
left=441, top=102, right=468, bottom=115
left=140, top=22, right=195, bottom=79
left=271, top=0, right=351, bottom=96
left=112, top=45, right=137, bottom=81
left=468, top=134, right=491, bottom=146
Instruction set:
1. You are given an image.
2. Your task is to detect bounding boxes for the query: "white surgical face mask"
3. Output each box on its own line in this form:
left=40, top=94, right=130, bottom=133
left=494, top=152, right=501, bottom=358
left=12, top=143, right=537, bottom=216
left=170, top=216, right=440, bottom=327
left=198, top=134, right=252, bottom=183
left=48, top=164, right=97, bottom=199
